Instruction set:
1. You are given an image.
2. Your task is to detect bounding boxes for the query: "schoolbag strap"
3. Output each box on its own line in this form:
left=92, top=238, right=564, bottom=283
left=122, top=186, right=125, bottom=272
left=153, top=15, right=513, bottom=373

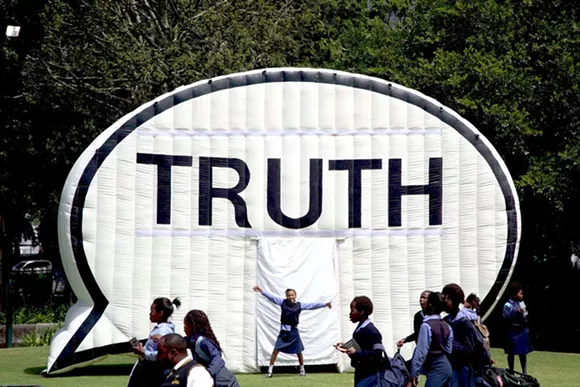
left=372, top=343, right=392, bottom=369
left=194, top=336, right=211, bottom=364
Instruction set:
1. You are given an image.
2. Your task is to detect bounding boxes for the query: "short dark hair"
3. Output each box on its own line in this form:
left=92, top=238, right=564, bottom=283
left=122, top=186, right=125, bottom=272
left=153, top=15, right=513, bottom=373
left=466, top=293, right=481, bottom=311
left=426, top=292, right=446, bottom=315
left=509, top=282, right=524, bottom=297
left=153, top=297, right=181, bottom=320
left=352, top=296, right=374, bottom=317
left=160, top=333, right=187, bottom=353
left=285, top=289, right=296, bottom=296
left=442, top=283, right=465, bottom=306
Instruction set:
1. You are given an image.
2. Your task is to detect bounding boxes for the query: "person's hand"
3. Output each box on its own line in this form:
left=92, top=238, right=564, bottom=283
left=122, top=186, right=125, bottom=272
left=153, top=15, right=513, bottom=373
left=411, top=377, right=419, bottom=386
left=326, top=302, right=332, bottom=309
left=336, top=345, right=356, bottom=355
left=131, top=342, right=144, bottom=357
left=396, top=339, right=405, bottom=348
left=517, top=308, right=525, bottom=313
left=253, top=285, right=262, bottom=293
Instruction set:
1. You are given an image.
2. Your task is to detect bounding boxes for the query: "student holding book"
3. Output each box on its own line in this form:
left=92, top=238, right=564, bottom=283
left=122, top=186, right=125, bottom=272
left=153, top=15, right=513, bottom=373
left=336, top=296, right=387, bottom=387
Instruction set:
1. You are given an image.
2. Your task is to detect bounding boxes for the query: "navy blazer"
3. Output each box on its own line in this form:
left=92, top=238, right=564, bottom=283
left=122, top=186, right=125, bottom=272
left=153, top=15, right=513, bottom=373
left=349, top=321, right=386, bottom=379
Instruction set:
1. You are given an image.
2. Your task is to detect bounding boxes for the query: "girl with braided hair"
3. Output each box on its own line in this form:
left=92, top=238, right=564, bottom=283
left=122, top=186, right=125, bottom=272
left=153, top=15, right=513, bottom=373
left=183, top=309, right=240, bottom=387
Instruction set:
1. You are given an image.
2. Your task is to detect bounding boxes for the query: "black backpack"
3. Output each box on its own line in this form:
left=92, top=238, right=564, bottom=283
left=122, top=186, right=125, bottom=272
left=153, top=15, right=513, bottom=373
left=502, top=369, right=540, bottom=387
left=483, top=367, right=540, bottom=387
left=375, top=345, right=409, bottom=387
left=483, top=367, right=505, bottom=387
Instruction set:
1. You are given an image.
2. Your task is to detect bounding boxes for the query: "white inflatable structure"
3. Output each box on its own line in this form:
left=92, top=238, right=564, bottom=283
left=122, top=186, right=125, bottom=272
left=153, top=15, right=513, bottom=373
left=47, top=68, right=520, bottom=374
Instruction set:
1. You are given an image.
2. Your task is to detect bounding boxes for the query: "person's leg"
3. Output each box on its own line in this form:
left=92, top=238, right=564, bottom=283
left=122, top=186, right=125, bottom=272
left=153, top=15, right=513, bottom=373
left=450, top=369, right=460, bottom=387
left=519, top=354, right=527, bottom=374
left=297, top=353, right=305, bottom=376
left=507, top=354, right=515, bottom=373
left=267, top=350, right=279, bottom=377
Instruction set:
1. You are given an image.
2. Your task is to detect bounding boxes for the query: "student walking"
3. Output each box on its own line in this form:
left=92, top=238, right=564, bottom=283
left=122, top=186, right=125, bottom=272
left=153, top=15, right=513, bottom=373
left=128, top=297, right=181, bottom=387
left=397, top=290, right=432, bottom=349
left=183, top=309, right=240, bottom=387
left=409, top=292, right=453, bottom=387
left=336, top=296, right=387, bottom=387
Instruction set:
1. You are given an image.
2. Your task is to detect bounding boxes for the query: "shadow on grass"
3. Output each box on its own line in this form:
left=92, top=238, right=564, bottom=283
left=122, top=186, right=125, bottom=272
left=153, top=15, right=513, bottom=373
left=25, top=363, right=134, bottom=377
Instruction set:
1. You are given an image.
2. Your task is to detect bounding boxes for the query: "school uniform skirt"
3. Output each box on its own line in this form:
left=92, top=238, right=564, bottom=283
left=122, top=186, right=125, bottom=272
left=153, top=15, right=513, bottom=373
left=424, top=355, right=452, bottom=387
left=274, top=326, right=304, bottom=354
left=504, top=326, right=533, bottom=355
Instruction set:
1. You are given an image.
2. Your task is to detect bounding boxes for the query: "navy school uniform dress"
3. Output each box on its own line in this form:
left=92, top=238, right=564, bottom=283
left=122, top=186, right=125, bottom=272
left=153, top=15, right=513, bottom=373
left=262, top=291, right=328, bottom=354
left=185, top=335, right=240, bottom=387
left=410, top=315, right=453, bottom=387
left=502, top=298, right=533, bottom=355
left=444, top=309, right=478, bottom=387
left=348, top=319, right=388, bottom=387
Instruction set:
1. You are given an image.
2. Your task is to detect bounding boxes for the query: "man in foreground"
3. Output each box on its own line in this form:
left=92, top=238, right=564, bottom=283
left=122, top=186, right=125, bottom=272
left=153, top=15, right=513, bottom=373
left=157, top=333, right=214, bottom=387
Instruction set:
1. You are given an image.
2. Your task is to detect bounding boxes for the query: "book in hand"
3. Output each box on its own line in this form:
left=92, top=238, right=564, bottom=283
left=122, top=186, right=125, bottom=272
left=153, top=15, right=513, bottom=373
left=340, top=338, right=361, bottom=352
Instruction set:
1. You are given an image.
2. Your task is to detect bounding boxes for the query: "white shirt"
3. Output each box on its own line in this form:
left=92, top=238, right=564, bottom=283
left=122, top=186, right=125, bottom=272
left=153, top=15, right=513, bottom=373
left=172, top=355, right=214, bottom=387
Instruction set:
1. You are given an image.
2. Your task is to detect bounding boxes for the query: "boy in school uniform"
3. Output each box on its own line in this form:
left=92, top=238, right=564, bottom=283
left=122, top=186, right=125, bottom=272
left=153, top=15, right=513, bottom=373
left=336, top=296, right=387, bottom=387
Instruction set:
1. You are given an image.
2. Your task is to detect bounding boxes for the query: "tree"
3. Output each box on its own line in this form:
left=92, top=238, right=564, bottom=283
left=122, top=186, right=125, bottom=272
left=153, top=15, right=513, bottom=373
left=327, top=0, right=580, bottom=351
left=3, top=0, right=373, bottom=259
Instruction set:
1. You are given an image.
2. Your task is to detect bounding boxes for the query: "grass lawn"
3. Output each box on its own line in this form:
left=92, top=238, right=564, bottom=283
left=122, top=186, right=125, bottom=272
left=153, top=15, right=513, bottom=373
left=0, top=347, right=578, bottom=386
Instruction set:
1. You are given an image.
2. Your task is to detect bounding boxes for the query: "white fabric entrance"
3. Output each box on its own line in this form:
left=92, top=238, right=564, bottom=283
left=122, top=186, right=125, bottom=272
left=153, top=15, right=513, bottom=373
left=256, top=238, right=342, bottom=367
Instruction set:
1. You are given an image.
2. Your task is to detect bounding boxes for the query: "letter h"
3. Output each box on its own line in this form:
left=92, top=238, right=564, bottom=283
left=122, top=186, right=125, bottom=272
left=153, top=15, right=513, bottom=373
left=388, top=158, right=442, bottom=227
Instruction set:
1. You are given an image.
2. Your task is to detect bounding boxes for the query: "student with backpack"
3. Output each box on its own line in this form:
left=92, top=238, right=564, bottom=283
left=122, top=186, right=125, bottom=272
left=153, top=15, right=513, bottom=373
left=464, top=293, right=492, bottom=354
left=336, top=296, right=388, bottom=387
left=442, top=284, right=490, bottom=387
left=183, top=309, right=240, bottom=387
left=408, top=292, right=453, bottom=387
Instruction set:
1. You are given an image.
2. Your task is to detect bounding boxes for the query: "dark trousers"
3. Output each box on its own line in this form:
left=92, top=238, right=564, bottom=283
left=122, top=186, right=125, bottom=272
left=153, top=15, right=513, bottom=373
left=128, top=359, right=167, bottom=387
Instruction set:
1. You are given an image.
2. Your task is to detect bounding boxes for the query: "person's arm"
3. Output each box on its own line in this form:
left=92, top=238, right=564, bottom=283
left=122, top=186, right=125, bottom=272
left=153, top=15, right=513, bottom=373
left=199, top=338, right=225, bottom=377
left=403, top=331, right=417, bottom=343
left=445, top=325, right=453, bottom=354
left=187, top=365, right=215, bottom=387
left=143, top=324, right=175, bottom=361
left=301, top=301, right=332, bottom=310
left=348, top=330, right=383, bottom=365
left=410, top=323, right=431, bottom=378
left=502, top=302, right=525, bottom=325
left=401, top=311, right=422, bottom=344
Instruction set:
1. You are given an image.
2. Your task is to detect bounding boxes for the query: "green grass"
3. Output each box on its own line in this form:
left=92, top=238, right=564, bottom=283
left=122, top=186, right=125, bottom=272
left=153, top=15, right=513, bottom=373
left=0, top=347, right=578, bottom=386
